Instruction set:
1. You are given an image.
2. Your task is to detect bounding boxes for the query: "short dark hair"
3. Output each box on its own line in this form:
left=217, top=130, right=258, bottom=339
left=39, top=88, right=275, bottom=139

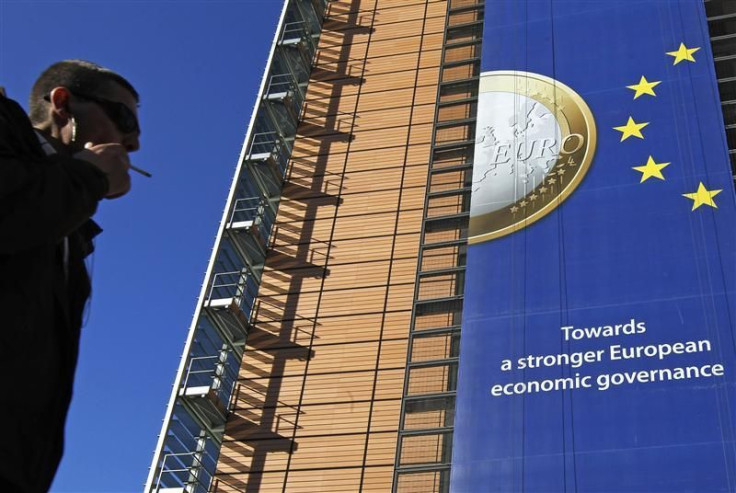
left=29, top=59, right=139, bottom=125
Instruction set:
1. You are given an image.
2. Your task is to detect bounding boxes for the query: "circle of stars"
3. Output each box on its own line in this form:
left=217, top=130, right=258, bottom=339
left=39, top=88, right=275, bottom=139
left=612, top=41, right=721, bottom=211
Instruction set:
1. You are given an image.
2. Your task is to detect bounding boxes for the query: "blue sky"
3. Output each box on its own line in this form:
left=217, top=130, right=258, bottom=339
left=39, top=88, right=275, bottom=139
left=0, top=1, right=283, bottom=491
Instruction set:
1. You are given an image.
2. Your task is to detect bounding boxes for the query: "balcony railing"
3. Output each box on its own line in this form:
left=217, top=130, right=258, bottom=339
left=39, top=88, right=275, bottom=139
left=153, top=450, right=214, bottom=493
left=180, top=353, right=238, bottom=406
left=229, top=196, right=261, bottom=224
left=206, top=270, right=259, bottom=318
left=228, top=197, right=275, bottom=240
left=266, top=72, right=299, bottom=98
left=280, top=20, right=311, bottom=44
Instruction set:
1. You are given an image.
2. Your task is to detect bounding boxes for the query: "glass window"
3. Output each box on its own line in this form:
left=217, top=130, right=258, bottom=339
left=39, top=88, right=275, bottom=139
left=706, top=0, right=736, bottom=18
left=715, top=58, right=736, bottom=79
left=712, top=35, right=736, bottom=58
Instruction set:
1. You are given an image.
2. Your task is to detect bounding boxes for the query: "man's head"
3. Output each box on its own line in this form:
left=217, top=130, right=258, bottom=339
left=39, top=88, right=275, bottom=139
left=30, top=59, right=140, bottom=152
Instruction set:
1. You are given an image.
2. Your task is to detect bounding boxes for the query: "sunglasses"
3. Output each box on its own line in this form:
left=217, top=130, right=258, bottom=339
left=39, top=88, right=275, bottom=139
left=45, top=91, right=140, bottom=134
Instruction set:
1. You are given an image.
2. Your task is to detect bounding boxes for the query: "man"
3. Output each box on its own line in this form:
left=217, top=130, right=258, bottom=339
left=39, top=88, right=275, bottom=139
left=0, top=60, right=139, bottom=492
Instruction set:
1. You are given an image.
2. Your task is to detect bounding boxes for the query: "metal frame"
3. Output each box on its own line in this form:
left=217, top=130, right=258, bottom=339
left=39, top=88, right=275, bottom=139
left=392, top=1, right=484, bottom=491
left=706, top=3, right=736, bottom=180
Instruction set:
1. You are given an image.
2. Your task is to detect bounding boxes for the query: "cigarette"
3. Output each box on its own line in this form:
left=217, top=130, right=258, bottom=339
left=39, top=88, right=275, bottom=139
left=131, top=165, right=152, bottom=178
left=82, top=142, right=152, bottom=177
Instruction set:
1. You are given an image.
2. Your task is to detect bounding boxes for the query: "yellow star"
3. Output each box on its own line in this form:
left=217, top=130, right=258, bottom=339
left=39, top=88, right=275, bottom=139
left=632, top=156, right=670, bottom=182
left=613, top=117, right=649, bottom=141
left=682, top=182, right=722, bottom=210
left=627, top=76, right=661, bottom=99
left=667, top=43, right=700, bottom=65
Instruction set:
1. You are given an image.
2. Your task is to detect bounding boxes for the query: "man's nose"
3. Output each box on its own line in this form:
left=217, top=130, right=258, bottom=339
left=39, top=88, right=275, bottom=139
left=123, top=132, right=140, bottom=152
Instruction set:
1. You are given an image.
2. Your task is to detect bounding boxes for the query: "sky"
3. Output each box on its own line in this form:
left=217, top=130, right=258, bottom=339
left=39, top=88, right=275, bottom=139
left=0, top=1, right=284, bottom=491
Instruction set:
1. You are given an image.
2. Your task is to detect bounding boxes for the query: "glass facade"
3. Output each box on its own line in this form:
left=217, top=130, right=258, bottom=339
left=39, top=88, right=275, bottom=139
left=146, top=1, right=327, bottom=491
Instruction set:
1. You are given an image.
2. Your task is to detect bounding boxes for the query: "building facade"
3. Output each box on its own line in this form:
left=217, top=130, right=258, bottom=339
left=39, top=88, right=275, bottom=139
left=147, top=1, right=736, bottom=492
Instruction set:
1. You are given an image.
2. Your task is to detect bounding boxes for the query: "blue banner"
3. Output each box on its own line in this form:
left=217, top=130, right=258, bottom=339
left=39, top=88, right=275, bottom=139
left=450, top=1, right=736, bottom=491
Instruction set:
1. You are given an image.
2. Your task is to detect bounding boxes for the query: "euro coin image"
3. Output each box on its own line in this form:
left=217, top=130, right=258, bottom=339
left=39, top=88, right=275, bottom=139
left=469, top=71, right=597, bottom=244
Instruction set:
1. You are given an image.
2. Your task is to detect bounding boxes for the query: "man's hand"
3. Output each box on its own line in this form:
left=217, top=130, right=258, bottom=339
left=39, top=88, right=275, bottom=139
left=74, top=143, right=131, bottom=199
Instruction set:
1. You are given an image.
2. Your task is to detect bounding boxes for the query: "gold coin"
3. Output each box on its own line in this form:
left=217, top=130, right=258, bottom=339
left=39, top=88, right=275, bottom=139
left=469, top=71, right=597, bottom=244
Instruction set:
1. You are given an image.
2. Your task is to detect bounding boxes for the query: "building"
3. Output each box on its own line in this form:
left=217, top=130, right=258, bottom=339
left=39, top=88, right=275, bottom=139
left=147, top=1, right=736, bottom=492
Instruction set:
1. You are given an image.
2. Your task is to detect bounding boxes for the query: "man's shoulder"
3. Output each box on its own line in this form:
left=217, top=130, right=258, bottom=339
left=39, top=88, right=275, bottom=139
left=0, top=92, right=44, bottom=157
left=0, top=91, right=30, bottom=123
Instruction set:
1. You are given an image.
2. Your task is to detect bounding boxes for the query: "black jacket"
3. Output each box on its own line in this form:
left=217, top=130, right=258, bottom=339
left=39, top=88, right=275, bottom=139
left=0, top=93, right=109, bottom=492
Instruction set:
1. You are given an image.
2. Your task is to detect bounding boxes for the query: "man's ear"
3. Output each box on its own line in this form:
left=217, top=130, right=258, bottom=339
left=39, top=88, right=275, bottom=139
left=49, top=87, right=73, bottom=120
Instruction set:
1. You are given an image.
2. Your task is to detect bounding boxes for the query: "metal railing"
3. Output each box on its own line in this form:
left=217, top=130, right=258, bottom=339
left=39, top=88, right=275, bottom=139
left=154, top=451, right=215, bottom=493
left=280, top=20, right=310, bottom=44
left=266, top=73, right=304, bottom=120
left=180, top=353, right=238, bottom=405
left=229, top=197, right=262, bottom=225
left=207, top=270, right=256, bottom=302
left=266, top=72, right=298, bottom=97
left=247, top=132, right=291, bottom=174
left=248, top=131, right=283, bottom=156
left=264, top=73, right=304, bottom=136
left=206, top=270, right=259, bottom=320
left=230, top=197, right=275, bottom=237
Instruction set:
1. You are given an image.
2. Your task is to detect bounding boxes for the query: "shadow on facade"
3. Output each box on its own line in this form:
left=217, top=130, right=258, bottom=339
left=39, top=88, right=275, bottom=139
left=212, top=1, right=372, bottom=491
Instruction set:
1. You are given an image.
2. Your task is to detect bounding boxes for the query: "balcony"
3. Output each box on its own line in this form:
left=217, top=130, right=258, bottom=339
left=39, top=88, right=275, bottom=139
left=245, top=131, right=290, bottom=197
left=264, top=73, right=304, bottom=134
left=151, top=407, right=220, bottom=493
left=224, top=197, right=274, bottom=271
left=278, top=20, right=316, bottom=65
left=202, top=270, right=257, bottom=349
left=152, top=451, right=214, bottom=493
left=178, top=352, right=238, bottom=439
